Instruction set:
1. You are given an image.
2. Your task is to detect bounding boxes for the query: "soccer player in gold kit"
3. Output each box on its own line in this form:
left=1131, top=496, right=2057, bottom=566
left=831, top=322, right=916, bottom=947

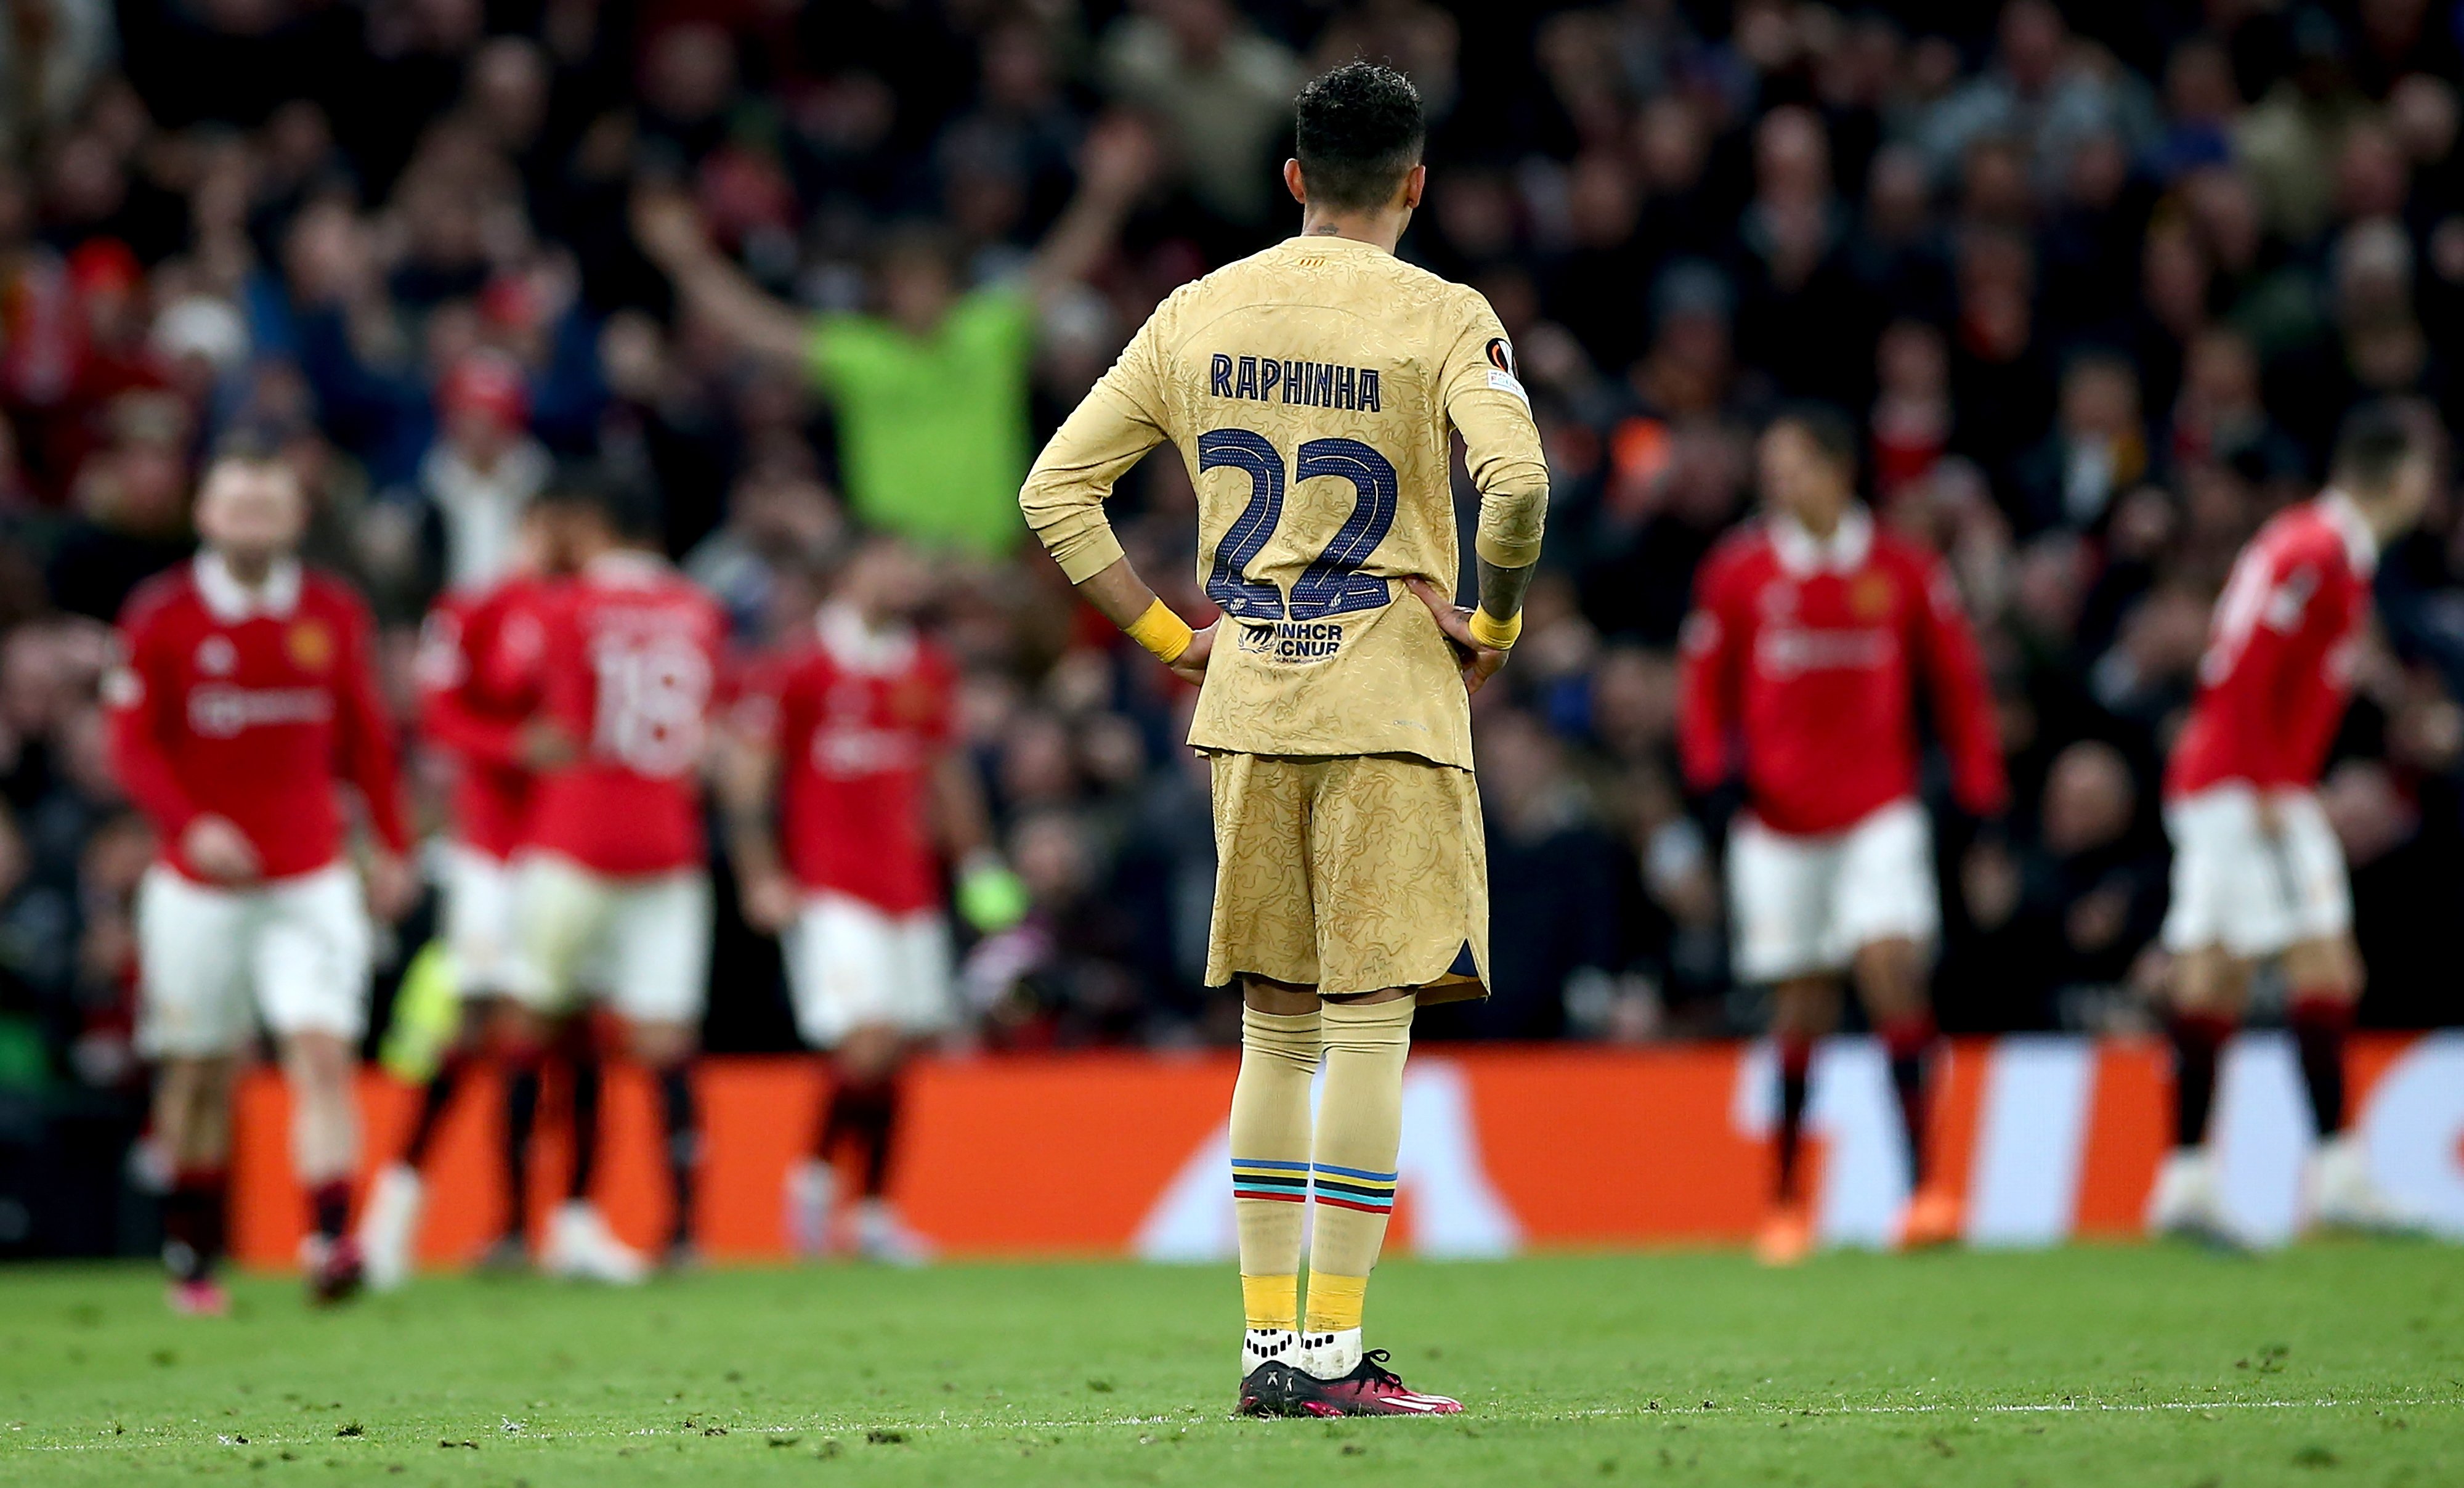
left=1021, top=63, right=1549, bottom=1417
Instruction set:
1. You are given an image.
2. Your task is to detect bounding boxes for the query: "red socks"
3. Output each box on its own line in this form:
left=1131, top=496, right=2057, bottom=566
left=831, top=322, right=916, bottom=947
left=819, top=1077, right=901, bottom=1198
left=2169, top=994, right=2351, bottom=1147
left=2166, top=1010, right=2233, bottom=1149
left=1774, top=1035, right=1814, bottom=1204
left=1879, top=1012, right=1937, bottom=1188
left=309, top=1179, right=352, bottom=1243
left=163, top=1168, right=227, bottom=1282
left=2288, top=991, right=2354, bottom=1138
left=1776, top=1014, right=1939, bottom=1202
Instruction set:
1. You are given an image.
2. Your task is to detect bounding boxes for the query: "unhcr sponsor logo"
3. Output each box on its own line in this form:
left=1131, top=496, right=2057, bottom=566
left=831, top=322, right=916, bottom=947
left=1238, top=619, right=1347, bottom=663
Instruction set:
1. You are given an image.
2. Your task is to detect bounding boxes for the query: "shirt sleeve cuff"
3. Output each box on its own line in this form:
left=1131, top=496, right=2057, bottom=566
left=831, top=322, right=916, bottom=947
left=1475, top=530, right=1543, bottom=569
left=1052, top=527, right=1128, bottom=585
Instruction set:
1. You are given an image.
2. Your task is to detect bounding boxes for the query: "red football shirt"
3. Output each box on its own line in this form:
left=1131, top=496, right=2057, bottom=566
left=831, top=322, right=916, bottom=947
left=1677, top=506, right=2007, bottom=835
left=762, top=606, right=957, bottom=916
left=107, top=555, right=410, bottom=882
left=522, top=551, right=724, bottom=877
left=415, top=575, right=555, bottom=860
left=2166, top=492, right=2377, bottom=800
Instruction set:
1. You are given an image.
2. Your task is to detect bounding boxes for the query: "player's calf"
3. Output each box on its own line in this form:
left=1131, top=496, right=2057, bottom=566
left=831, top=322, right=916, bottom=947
left=357, top=1163, right=424, bottom=1293
left=2150, top=942, right=2257, bottom=1248
left=2284, top=951, right=2426, bottom=1234
left=282, top=1031, right=365, bottom=1304
left=1287, top=1001, right=1459, bottom=1417
left=1231, top=999, right=1316, bottom=1412
left=803, top=1031, right=933, bottom=1264
left=152, top=1055, right=239, bottom=1310
left=161, top=1161, right=232, bottom=1316
left=629, top=1024, right=702, bottom=1269
left=1757, top=1016, right=1821, bottom=1267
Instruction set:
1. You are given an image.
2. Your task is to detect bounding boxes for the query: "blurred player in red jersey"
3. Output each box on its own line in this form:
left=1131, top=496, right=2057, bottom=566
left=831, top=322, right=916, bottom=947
left=2150, top=402, right=2436, bottom=1245
left=106, top=447, right=417, bottom=1312
left=721, top=534, right=1023, bottom=1263
left=499, top=476, right=725, bottom=1277
left=1677, top=405, right=2007, bottom=1266
left=357, top=494, right=598, bottom=1288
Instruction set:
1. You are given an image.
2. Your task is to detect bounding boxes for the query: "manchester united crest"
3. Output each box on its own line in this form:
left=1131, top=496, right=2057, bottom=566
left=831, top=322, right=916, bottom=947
left=890, top=675, right=938, bottom=726
left=1849, top=572, right=1895, bottom=620
left=286, top=619, right=334, bottom=672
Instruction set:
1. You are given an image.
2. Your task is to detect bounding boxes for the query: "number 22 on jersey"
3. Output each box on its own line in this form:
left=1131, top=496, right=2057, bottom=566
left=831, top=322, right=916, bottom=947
left=1199, top=430, right=1399, bottom=621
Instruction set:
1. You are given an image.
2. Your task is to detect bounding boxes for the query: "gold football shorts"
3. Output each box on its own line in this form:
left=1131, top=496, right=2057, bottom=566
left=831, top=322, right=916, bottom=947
left=1204, top=751, right=1489, bottom=1000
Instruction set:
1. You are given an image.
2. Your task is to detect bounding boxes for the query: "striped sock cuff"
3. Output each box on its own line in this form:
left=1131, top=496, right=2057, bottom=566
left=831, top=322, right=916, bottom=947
left=1232, top=1157, right=1312, bottom=1204
left=1310, top=1160, right=1398, bottom=1215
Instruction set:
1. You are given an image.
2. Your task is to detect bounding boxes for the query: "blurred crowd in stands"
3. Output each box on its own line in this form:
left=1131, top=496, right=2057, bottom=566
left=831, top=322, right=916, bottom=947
left=2, top=0, right=2463, bottom=1213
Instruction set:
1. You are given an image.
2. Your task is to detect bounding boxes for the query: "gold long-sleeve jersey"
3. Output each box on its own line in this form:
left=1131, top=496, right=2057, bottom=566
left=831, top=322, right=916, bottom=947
left=1021, top=234, right=1549, bottom=768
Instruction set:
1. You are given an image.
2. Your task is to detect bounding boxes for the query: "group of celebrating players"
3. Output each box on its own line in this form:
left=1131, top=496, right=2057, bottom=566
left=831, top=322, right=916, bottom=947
left=111, top=449, right=976, bottom=1315
left=97, top=58, right=2439, bottom=1418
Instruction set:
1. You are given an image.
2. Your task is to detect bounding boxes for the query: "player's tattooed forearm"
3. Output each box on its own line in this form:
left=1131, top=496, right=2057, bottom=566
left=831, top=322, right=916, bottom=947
left=1475, top=557, right=1536, bottom=622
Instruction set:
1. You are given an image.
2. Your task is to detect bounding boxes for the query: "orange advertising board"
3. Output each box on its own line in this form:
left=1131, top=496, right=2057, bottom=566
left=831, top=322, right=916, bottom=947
left=225, top=1034, right=2463, bottom=1266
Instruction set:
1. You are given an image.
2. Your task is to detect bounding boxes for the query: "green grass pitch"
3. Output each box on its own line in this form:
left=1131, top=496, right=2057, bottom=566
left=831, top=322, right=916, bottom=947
left=0, top=1245, right=2456, bottom=1486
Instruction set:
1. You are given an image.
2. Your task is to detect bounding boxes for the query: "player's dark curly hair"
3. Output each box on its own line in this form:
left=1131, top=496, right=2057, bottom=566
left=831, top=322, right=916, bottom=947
left=1294, top=62, right=1425, bottom=211
left=1768, top=401, right=1860, bottom=477
left=545, top=463, right=662, bottom=542
left=2332, top=399, right=2430, bottom=491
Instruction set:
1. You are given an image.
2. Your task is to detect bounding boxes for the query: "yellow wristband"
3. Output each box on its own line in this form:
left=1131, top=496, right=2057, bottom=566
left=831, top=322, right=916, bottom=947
left=1125, top=598, right=1194, bottom=664
left=1467, top=607, right=1522, bottom=650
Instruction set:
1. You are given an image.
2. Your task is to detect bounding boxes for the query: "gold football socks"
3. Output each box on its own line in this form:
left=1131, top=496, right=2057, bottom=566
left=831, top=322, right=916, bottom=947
left=1300, top=993, right=1414, bottom=1378
left=1230, top=1004, right=1318, bottom=1375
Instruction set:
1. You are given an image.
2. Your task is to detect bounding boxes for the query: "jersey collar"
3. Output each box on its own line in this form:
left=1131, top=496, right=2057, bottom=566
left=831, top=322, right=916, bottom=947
left=194, top=551, right=302, bottom=622
left=1282, top=232, right=1391, bottom=257
left=583, top=548, right=670, bottom=587
left=2317, top=489, right=2380, bottom=577
left=1769, top=503, right=1874, bottom=577
left=817, top=601, right=918, bottom=675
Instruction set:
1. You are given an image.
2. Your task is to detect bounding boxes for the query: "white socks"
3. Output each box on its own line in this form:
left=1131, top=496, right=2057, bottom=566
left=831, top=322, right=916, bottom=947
left=1245, top=1325, right=1367, bottom=1380
left=1243, top=1328, right=1299, bottom=1375
left=1298, top=1328, right=1363, bottom=1380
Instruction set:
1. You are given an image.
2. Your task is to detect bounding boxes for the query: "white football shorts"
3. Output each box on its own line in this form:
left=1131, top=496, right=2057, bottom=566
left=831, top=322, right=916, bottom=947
left=2161, top=784, right=2350, bottom=958
left=136, top=863, right=371, bottom=1057
left=783, top=890, right=955, bottom=1049
left=507, top=852, right=711, bottom=1027
left=1727, top=798, right=1939, bottom=983
left=440, top=842, right=522, bottom=997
